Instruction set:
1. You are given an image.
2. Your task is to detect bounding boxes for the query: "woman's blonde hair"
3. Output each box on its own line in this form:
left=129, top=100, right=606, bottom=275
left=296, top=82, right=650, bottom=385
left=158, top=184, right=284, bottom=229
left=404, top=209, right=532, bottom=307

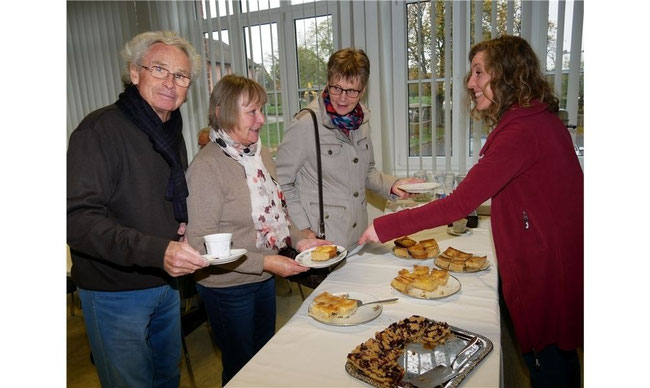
left=466, top=35, right=559, bottom=127
left=208, top=74, right=267, bottom=131
left=120, top=30, right=201, bottom=86
left=327, top=48, right=370, bottom=89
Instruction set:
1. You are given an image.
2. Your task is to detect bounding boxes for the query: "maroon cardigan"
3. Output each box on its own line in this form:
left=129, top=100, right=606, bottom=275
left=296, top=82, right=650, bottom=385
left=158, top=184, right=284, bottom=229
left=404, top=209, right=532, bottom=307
left=374, top=101, right=583, bottom=353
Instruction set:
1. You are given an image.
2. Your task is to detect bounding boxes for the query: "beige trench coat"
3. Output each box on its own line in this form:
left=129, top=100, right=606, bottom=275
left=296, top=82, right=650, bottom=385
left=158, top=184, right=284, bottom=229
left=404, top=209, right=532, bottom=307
left=276, top=97, right=398, bottom=248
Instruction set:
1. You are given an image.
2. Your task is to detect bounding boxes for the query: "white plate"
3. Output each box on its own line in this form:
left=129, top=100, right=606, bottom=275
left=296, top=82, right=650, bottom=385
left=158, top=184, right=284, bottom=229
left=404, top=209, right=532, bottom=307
left=446, top=227, right=473, bottom=237
left=398, top=182, right=441, bottom=193
left=202, top=248, right=247, bottom=265
left=434, top=257, right=490, bottom=273
left=308, top=291, right=383, bottom=326
left=295, top=245, right=347, bottom=269
left=392, top=275, right=461, bottom=300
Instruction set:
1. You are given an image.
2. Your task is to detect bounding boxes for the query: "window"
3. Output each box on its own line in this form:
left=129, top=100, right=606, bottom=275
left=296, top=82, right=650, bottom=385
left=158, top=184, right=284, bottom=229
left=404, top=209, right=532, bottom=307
left=241, top=0, right=280, bottom=13
left=295, top=15, right=333, bottom=109
left=198, top=0, right=334, bottom=157
left=201, top=0, right=235, bottom=18
left=203, top=29, right=231, bottom=87
left=244, top=22, right=283, bottom=155
left=468, top=1, right=522, bottom=158
left=403, top=0, right=583, bottom=175
left=546, top=0, right=584, bottom=155
left=406, top=1, right=446, bottom=159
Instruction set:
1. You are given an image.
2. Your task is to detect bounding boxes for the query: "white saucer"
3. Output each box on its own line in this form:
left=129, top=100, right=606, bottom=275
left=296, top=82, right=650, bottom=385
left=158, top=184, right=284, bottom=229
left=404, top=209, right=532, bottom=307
left=446, top=227, right=473, bottom=237
left=398, top=182, right=441, bottom=193
left=202, top=248, right=247, bottom=265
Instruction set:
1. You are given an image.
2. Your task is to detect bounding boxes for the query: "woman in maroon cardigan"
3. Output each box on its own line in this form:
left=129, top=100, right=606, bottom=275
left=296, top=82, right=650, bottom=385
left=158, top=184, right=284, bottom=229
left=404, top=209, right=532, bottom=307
left=360, top=35, right=583, bottom=388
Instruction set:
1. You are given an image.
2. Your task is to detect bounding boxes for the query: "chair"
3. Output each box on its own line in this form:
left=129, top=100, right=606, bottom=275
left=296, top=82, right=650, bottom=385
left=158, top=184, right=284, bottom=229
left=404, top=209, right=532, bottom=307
left=177, top=275, right=209, bottom=388
left=180, top=302, right=208, bottom=388
left=288, top=266, right=337, bottom=300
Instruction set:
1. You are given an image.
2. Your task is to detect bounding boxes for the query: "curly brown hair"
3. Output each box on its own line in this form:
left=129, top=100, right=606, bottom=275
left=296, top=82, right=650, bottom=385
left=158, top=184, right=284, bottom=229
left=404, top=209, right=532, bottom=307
left=466, top=35, right=559, bottom=127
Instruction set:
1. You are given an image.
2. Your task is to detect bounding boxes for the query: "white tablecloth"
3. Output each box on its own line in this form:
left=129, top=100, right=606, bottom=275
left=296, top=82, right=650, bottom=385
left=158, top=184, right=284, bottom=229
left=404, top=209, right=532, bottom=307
left=227, top=217, right=501, bottom=387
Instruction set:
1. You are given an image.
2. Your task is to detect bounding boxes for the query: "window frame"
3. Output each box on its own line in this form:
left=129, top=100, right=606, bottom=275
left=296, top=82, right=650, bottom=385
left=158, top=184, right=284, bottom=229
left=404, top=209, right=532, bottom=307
left=394, top=0, right=583, bottom=176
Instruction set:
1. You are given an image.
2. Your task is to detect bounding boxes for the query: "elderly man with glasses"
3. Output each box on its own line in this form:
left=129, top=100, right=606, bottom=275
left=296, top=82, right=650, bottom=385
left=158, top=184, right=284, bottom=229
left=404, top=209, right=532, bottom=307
left=67, top=31, right=208, bottom=387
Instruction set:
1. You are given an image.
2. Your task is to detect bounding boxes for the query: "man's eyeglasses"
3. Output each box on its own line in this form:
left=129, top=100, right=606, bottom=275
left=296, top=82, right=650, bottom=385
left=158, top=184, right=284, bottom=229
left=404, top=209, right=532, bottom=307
left=328, top=85, right=362, bottom=98
left=138, top=64, right=191, bottom=88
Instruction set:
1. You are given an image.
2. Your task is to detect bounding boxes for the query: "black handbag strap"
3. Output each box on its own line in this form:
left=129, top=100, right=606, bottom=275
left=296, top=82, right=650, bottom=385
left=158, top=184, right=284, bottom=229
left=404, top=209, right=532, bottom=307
left=299, top=108, right=325, bottom=239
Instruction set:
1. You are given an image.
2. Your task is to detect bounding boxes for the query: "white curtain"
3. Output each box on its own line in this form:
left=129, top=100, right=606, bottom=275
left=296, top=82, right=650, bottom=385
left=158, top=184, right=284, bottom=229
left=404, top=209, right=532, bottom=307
left=67, top=1, right=136, bottom=138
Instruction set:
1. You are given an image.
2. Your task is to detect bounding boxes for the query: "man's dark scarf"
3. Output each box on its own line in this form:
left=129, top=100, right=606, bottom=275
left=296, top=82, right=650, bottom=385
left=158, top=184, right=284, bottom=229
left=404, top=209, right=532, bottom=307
left=115, top=84, right=188, bottom=223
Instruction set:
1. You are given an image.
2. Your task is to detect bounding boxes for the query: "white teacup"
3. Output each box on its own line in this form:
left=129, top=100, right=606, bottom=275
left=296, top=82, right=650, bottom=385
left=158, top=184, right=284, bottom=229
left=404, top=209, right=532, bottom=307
left=204, top=233, right=232, bottom=258
left=452, top=219, right=468, bottom=234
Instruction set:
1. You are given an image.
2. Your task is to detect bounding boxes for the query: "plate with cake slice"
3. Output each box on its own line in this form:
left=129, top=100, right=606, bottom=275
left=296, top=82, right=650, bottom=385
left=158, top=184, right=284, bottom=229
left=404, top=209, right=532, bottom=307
left=397, top=182, right=440, bottom=193
left=308, top=291, right=383, bottom=326
left=390, top=265, right=461, bottom=299
left=434, top=247, right=490, bottom=273
left=295, top=245, right=347, bottom=269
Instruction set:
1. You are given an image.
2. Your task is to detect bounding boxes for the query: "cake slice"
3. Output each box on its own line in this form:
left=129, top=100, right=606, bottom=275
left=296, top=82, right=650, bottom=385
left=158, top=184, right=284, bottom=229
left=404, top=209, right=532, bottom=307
left=412, top=265, right=430, bottom=275
left=430, top=269, right=449, bottom=283
left=309, top=292, right=358, bottom=321
left=449, top=258, right=466, bottom=272
left=425, top=245, right=440, bottom=258
left=391, top=272, right=418, bottom=293
left=392, top=247, right=409, bottom=258
left=311, top=245, right=338, bottom=261
left=407, top=244, right=428, bottom=259
left=410, top=276, right=442, bottom=292
left=419, top=238, right=439, bottom=249
left=442, top=246, right=473, bottom=260
left=465, top=255, right=487, bottom=270
left=434, top=256, right=451, bottom=269
left=394, top=236, right=417, bottom=248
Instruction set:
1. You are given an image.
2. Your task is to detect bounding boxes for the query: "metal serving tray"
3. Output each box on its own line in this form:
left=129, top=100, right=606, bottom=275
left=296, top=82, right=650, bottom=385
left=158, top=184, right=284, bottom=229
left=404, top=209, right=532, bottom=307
left=345, top=320, right=493, bottom=388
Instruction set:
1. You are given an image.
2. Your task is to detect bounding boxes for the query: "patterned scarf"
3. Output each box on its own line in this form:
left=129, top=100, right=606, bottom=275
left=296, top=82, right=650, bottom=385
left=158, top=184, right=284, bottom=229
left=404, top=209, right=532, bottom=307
left=115, top=84, right=188, bottom=223
left=210, top=128, right=291, bottom=250
left=322, top=88, right=364, bottom=137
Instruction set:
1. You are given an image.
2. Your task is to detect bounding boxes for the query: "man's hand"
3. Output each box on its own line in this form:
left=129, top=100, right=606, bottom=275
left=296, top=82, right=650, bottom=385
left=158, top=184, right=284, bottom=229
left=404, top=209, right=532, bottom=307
left=301, top=228, right=317, bottom=240
left=295, top=238, right=333, bottom=252
left=263, top=255, right=310, bottom=277
left=390, top=177, right=426, bottom=199
left=163, top=240, right=209, bottom=277
left=358, top=224, right=380, bottom=245
left=177, top=222, right=187, bottom=241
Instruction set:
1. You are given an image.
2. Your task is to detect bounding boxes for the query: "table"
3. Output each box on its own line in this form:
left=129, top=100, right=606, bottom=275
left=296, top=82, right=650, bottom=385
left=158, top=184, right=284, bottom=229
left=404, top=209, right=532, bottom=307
left=227, top=217, right=502, bottom=387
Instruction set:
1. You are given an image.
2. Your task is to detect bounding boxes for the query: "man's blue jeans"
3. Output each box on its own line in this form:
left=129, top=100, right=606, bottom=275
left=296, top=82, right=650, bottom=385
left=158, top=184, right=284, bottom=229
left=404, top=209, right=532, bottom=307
left=196, top=277, right=276, bottom=386
left=78, top=285, right=181, bottom=388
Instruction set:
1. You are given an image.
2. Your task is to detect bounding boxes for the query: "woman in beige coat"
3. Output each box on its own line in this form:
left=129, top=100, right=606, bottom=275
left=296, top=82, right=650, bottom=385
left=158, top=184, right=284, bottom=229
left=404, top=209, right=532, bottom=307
left=276, top=48, right=418, bottom=249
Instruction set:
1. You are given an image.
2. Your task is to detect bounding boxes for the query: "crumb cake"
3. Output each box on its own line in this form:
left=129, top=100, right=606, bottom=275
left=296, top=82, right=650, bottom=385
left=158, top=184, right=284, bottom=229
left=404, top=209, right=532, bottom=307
left=347, top=315, right=453, bottom=387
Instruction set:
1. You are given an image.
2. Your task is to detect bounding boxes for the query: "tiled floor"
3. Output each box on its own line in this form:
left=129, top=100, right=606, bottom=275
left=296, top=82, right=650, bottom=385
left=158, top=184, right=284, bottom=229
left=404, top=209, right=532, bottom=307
left=67, top=277, right=576, bottom=388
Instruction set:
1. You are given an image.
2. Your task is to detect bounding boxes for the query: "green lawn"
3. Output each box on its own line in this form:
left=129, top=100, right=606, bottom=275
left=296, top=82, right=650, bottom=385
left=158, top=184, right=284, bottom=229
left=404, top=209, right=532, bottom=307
left=265, top=105, right=283, bottom=116
left=260, top=121, right=285, bottom=157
